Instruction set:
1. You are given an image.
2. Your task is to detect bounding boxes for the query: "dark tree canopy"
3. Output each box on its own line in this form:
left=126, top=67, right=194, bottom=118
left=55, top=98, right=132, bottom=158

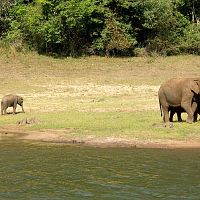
left=0, top=0, right=200, bottom=56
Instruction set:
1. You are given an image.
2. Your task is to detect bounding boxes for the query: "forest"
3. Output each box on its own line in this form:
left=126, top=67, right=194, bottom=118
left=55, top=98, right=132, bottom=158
left=0, top=0, right=200, bottom=56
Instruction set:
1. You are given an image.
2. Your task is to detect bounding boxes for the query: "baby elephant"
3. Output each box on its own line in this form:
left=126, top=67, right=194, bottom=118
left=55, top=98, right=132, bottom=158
left=169, top=106, right=199, bottom=122
left=1, top=94, right=25, bottom=115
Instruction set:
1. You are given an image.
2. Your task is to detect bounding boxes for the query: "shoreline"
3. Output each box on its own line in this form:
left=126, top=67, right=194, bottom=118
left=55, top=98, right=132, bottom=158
left=1, top=128, right=200, bottom=149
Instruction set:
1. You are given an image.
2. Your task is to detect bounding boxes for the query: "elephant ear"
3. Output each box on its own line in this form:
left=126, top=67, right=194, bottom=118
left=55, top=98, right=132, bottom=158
left=190, top=80, right=199, bottom=94
left=17, top=96, right=21, bottom=103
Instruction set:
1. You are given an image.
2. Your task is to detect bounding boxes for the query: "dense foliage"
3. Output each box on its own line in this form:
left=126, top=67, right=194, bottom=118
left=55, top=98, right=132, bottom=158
left=0, top=0, right=200, bottom=56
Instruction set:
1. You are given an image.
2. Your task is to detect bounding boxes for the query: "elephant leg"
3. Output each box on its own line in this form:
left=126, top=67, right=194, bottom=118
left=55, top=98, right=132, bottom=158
left=13, top=101, right=18, bottom=114
left=1, top=103, right=7, bottom=115
left=159, top=90, right=172, bottom=127
left=1, top=102, right=3, bottom=115
left=192, top=101, right=197, bottom=114
left=21, top=105, right=25, bottom=113
left=181, top=101, right=194, bottom=123
left=192, top=102, right=198, bottom=122
left=177, top=111, right=183, bottom=122
left=169, top=110, right=175, bottom=122
left=194, top=110, right=198, bottom=122
left=13, top=106, right=17, bottom=114
left=2, top=104, right=7, bottom=115
left=162, top=106, right=172, bottom=127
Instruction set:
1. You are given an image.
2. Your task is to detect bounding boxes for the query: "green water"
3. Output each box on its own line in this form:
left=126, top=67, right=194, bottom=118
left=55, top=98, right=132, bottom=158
left=1, top=139, right=200, bottom=200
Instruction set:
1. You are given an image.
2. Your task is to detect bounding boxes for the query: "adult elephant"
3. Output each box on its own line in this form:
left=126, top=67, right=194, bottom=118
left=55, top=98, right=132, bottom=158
left=158, top=78, right=200, bottom=127
left=1, top=94, right=25, bottom=115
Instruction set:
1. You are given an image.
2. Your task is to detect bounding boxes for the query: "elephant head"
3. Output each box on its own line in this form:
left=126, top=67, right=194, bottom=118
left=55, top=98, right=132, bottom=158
left=17, top=96, right=23, bottom=106
left=191, top=79, right=200, bottom=94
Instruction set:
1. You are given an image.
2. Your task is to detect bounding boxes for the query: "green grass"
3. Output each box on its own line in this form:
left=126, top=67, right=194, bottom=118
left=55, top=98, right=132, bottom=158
left=1, top=110, right=200, bottom=140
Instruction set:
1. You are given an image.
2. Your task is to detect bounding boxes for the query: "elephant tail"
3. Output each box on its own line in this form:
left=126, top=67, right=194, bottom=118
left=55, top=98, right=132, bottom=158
left=159, top=99, right=163, bottom=117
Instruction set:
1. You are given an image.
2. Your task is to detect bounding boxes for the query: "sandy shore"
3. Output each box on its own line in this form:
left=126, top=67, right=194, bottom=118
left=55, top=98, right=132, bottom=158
left=1, top=127, right=200, bottom=149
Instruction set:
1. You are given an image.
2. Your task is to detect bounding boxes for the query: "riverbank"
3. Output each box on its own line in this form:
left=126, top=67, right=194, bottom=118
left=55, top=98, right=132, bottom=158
left=1, top=126, right=200, bottom=149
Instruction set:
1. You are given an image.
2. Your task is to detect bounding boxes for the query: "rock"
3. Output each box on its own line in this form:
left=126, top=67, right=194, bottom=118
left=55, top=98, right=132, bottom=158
left=17, top=117, right=40, bottom=125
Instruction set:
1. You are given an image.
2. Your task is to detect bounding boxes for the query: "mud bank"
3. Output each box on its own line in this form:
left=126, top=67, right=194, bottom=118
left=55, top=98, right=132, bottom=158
left=1, top=128, right=200, bottom=149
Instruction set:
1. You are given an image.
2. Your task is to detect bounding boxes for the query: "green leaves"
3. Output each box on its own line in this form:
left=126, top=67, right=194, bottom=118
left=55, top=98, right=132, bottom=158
left=1, top=0, right=200, bottom=56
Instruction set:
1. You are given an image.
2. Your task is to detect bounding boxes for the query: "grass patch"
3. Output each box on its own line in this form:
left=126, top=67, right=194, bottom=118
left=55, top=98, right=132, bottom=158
left=1, top=110, right=199, bottom=141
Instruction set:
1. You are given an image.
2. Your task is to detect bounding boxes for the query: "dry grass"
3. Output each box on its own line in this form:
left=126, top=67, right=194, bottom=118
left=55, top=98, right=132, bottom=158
left=1, top=49, right=200, bottom=114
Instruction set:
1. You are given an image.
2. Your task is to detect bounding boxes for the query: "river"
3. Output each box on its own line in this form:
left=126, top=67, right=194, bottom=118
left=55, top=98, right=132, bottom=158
left=0, top=139, right=200, bottom=200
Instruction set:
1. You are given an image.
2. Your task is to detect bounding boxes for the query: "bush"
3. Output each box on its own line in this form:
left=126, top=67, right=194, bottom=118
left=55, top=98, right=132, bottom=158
left=93, top=14, right=137, bottom=56
left=179, top=24, right=200, bottom=55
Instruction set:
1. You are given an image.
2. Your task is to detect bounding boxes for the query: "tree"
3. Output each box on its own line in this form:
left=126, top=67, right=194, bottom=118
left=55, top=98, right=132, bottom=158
left=1, top=0, right=200, bottom=56
left=0, top=0, right=16, bottom=37
left=177, top=0, right=200, bottom=24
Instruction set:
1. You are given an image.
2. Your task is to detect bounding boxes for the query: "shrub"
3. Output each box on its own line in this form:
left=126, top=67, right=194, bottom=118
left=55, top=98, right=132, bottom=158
left=93, top=14, right=137, bottom=56
left=179, top=24, right=200, bottom=55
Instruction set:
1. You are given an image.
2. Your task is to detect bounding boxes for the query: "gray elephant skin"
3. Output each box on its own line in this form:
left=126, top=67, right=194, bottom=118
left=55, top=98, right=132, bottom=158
left=158, top=78, right=200, bottom=126
left=1, top=94, right=25, bottom=115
